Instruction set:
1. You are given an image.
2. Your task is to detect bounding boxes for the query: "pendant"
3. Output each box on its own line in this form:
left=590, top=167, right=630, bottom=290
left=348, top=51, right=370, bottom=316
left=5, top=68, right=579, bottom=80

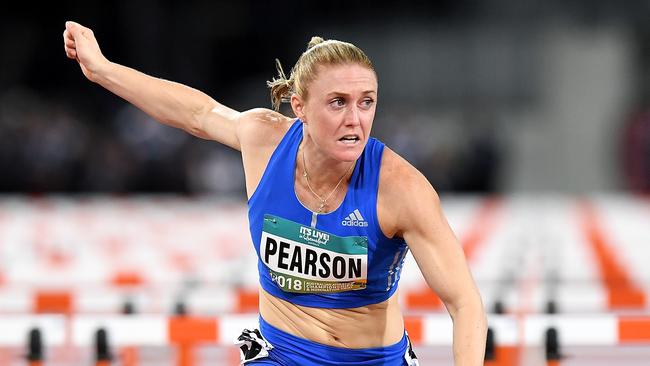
left=317, top=201, right=325, bottom=213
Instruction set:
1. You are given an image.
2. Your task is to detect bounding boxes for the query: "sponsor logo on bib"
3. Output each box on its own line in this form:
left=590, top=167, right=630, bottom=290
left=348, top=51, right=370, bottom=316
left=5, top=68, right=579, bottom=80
left=261, top=214, right=368, bottom=293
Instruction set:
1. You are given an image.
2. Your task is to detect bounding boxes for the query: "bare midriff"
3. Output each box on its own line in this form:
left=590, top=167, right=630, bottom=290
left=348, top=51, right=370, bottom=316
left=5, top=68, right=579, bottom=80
left=258, top=287, right=405, bottom=349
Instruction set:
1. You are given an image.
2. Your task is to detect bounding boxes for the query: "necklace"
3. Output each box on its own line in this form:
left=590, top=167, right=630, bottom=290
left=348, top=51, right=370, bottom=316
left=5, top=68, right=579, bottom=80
left=301, top=147, right=354, bottom=213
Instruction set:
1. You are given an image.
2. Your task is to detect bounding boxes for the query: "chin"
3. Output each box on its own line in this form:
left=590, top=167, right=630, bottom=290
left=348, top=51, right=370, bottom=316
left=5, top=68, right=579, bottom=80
left=332, top=142, right=366, bottom=162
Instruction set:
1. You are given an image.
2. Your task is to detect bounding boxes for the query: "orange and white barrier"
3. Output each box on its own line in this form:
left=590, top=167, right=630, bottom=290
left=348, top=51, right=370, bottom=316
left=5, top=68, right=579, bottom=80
left=0, top=315, right=66, bottom=346
left=0, top=195, right=649, bottom=365
left=0, top=314, right=647, bottom=347
left=523, top=315, right=650, bottom=345
left=1, top=195, right=650, bottom=316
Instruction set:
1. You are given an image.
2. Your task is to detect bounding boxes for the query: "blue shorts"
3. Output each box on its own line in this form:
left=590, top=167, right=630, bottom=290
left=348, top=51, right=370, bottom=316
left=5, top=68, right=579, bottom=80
left=241, top=316, right=417, bottom=366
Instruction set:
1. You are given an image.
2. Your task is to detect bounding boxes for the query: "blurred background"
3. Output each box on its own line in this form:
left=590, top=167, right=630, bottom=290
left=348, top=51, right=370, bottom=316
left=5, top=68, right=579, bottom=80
left=1, top=1, right=650, bottom=366
left=2, top=0, right=650, bottom=195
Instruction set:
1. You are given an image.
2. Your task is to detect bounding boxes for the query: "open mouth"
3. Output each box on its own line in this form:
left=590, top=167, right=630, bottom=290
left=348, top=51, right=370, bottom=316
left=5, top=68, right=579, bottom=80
left=339, top=135, right=360, bottom=144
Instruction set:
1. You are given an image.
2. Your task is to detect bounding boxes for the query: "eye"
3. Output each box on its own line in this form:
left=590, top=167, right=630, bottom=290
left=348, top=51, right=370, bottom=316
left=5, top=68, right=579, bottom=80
left=360, top=98, right=375, bottom=109
left=329, top=98, right=345, bottom=108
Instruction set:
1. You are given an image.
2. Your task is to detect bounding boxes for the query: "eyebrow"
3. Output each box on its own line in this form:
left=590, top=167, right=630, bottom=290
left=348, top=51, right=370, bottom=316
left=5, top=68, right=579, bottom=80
left=326, top=90, right=377, bottom=97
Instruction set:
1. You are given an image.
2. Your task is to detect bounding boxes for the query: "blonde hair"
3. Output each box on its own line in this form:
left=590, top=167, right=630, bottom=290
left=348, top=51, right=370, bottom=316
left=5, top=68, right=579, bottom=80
left=267, top=36, right=375, bottom=111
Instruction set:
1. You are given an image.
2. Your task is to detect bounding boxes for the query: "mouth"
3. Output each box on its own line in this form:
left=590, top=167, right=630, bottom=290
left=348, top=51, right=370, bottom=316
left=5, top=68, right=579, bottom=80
left=338, top=134, right=361, bottom=145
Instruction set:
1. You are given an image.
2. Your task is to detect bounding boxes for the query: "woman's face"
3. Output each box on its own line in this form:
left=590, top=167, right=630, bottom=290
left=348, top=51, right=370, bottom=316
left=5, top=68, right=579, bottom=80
left=292, top=63, right=378, bottom=163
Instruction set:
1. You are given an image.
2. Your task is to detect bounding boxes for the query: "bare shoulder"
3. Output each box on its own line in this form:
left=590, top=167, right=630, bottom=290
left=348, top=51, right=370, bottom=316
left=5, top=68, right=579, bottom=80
left=377, top=147, right=441, bottom=238
left=379, top=147, right=438, bottom=201
left=236, top=109, right=297, bottom=198
left=238, top=108, right=295, bottom=150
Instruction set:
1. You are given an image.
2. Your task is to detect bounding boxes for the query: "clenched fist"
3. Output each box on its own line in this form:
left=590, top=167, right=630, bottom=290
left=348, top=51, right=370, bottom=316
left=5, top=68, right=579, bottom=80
left=63, top=21, right=109, bottom=82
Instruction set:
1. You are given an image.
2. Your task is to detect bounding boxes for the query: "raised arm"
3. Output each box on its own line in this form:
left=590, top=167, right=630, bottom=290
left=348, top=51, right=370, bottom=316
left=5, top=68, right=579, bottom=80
left=63, top=21, right=241, bottom=150
left=379, top=149, right=487, bottom=366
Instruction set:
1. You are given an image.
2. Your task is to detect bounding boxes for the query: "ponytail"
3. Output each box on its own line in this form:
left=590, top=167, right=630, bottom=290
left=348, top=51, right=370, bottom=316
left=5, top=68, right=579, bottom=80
left=266, top=59, right=293, bottom=111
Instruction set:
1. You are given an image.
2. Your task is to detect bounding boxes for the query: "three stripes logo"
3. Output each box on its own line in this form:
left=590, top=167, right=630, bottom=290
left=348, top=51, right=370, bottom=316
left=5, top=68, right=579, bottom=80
left=342, top=209, right=369, bottom=227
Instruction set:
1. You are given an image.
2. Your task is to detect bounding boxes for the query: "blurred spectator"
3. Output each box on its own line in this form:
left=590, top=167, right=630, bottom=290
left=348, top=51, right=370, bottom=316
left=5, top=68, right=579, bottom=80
left=450, top=103, right=503, bottom=193
left=185, top=144, right=246, bottom=195
left=3, top=1, right=650, bottom=194
left=111, top=105, right=190, bottom=191
left=1, top=84, right=503, bottom=194
left=622, top=109, right=650, bottom=192
left=0, top=88, right=88, bottom=191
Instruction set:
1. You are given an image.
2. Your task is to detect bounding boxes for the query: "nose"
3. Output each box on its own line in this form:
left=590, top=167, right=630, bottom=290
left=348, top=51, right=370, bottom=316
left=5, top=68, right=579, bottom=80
left=344, top=105, right=361, bottom=127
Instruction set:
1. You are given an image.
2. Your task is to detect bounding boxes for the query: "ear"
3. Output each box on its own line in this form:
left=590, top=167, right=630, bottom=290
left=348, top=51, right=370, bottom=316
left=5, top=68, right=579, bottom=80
left=290, top=94, right=307, bottom=123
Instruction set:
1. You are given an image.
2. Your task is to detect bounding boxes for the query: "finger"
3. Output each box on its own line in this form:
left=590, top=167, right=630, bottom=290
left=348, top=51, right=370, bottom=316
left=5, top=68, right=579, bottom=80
left=65, top=21, right=89, bottom=41
left=63, top=29, right=74, bottom=42
left=64, top=34, right=76, bottom=49
left=64, top=44, right=76, bottom=56
left=66, top=49, right=77, bottom=60
left=65, top=21, right=81, bottom=33
left=79, top=27, right=94, bottom=41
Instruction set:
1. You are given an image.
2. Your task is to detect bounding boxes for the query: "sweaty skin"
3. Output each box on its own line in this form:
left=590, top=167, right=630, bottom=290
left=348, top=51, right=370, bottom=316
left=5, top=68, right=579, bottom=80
left=64, top=21, right=486, bottom=364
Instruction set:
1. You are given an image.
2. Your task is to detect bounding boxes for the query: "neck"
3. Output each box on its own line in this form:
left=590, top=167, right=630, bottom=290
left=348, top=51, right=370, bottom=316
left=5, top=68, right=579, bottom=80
left=299, top=140, right=355, bottom=188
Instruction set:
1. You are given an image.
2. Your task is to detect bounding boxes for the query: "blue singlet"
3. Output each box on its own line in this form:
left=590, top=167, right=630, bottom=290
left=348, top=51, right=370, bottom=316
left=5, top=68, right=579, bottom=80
left=248, top=119, right=409, bottom=308
left=241, top=120, right=418, bottom=365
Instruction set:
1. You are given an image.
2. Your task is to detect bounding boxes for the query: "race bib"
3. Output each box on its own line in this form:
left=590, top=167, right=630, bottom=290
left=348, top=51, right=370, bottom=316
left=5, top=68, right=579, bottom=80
left=260, top=214, right=368, bottom=293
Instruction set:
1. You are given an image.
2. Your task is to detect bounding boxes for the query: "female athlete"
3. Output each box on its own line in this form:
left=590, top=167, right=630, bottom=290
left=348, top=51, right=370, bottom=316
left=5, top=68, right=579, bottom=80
left=63, top=20, right=486, bottom=365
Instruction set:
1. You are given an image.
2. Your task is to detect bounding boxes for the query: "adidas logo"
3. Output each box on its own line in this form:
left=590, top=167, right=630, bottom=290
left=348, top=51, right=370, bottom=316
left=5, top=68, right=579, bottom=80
left=342, top=209, right=369, bottom=227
